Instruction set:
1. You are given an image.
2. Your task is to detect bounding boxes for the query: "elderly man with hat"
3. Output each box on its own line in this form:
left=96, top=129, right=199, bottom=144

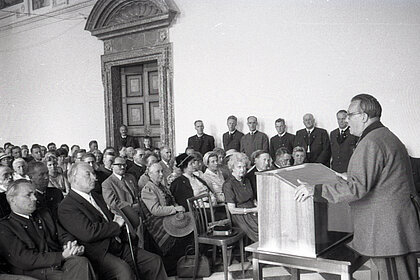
left=170, top=153, right=216, bottom=211
left=141, top=162, right=193, bottom=276
left=0, top=153, right=12, bottom=169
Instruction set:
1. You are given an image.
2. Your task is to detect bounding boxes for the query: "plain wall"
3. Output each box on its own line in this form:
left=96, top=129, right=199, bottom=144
left=0, top=0, right=419, bottom=157
left=171, top=0, right=420, bottom=156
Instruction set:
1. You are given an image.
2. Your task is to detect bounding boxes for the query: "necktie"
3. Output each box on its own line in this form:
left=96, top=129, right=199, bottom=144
left=89, top=194, right=109, bottom=221
left=306, top=130, right=311, bottom=153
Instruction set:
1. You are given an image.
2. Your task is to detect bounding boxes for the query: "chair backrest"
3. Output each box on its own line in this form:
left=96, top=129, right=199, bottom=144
left=187, top=193, right=231, bottom=236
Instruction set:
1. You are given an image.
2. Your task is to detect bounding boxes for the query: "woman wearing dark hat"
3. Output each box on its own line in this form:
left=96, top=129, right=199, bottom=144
left=170, top=153, right=216, bottom=211
left=141, top=162, right=193, bottom=275
left=223, top=152, right=259, bottom=242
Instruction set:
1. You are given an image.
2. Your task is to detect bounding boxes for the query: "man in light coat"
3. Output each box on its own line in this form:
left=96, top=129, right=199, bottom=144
left=296, top=94, right=420, bottom=280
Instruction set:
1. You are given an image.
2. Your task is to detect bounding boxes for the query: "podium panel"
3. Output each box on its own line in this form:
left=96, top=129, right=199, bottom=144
left=257, top=163, right=351, bottom=258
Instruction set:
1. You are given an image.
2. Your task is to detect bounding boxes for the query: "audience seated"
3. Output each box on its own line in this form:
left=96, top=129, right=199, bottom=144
left=0, top=180, right=96, bottom=280
left=223, top=152, right=258, bottom=242
left=292, top=146, right=306, bottom=165
left=0, top=153, right=12, bottom=169
left=141, top=163, right=193, bottom=275
left=245, top=150, right=271, bottom=200
left=138, top=153, right=159, bottom=192
left=273, top=147, right=292, bottom=169
left=158, top=146, right=173, bottom=187
left=96, top=152, right=115, bottom=186
left=10, top=146, right=22, bottom=160
left=170, top=153, right=216, bottom=211
left=127, top=148, right=146, bottom=182
left=202, top=151, right=225, bottom=203
left=58, top=162, right=167, bottom=280
left=0, top=166, right=13, bottom=218
left=44, top=154, right=70, bottom=196
left=12, top=158, right=29, bottom=180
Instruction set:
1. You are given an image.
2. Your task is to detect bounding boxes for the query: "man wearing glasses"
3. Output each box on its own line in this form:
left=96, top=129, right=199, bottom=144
left=296, top=94, right=420, bottom=279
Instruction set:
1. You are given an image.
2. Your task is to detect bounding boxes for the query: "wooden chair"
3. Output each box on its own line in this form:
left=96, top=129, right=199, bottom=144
left=187, top=193, right=245, bottom=280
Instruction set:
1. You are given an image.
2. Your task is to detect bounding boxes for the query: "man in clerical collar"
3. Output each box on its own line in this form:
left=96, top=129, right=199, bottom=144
left=222, top=115, right=244, bottom=152
left=294, top=113, right=331, bottom=167
left=269, top=118, right=295, bottom=160
left=0, top=166, right=13, bottom=218
left=187, top=120, right=215, bottom=156
left=27, top=162, right=63, bottom=220
left=330, top=110, right=358, bottom=173
left=240, top=116, right=269, bottom=159
left=0, top=179, right=95, bottom=279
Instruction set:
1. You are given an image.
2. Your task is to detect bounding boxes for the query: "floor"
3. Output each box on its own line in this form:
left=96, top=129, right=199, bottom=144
left=168, top=256, right=378, bottom=280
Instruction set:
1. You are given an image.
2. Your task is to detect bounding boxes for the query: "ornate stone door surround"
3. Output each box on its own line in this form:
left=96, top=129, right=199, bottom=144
left=85, top=0, right=177, bottom=150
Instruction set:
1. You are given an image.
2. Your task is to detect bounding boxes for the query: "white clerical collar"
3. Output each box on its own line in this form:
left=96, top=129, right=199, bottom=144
left=72, top=188, right=91, bottom=202
left=113, top=173, right=123, bottom=180
left=0, top=184, right=7, bottom=193
left=279, top=132, right=286, bottom=137
left=121, top=135, right=127, bottom=139
left=13, top=212, right=30, bottom=220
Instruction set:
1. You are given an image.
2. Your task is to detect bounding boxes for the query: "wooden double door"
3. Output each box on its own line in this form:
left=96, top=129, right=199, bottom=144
left=121, top=62, right=161, bottom=148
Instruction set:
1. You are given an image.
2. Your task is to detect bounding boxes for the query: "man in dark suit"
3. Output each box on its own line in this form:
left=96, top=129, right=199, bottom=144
left=27, top=162, right=63, bottom=220
left=269, top=118, right=295, bottom=160
left=294, top=113, right=331, bottom=167
left=58, top=162, right=167, bottom=280
left=117, top=125, right=138, bottom=151
left=245, top=150, right=271, bottom=199
left=127, top=148, right=146, bottom=182
left=222, top=115, right=244, bottom=151
left=0, top=166, right=13, bottom=219
left=0, top=179, right=95, bottom=280
left=330, top=110, right=358, bottom=173
left=158, top=145, right=173, bottom=187
left=187, top=120, right=215, bottom=156
left=240, top=116, right=269, bottom=159
left=96, top=152, right=115, bottom=186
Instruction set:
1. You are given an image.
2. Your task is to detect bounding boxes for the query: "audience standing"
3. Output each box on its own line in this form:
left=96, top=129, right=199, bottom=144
left=187, top=120, right=215, bottom=156
left=222, top=115, right=243, bottom=151
left=240, top=116, right=269, bottom=159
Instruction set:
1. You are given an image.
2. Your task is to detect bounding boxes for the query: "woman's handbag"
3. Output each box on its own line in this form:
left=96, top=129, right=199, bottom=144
left=176, top=246, right=211, bottom=278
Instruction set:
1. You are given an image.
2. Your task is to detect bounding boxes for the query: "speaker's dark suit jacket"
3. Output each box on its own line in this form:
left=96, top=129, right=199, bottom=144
left=222, top=130, right=244, bottom=151
left=330, top=127, right=358, bottom=173
left=269, top=133, right=295, bottom=159
left=187, top=134, right=215, bottom=156
left=0, top=209, right=72, bottom=275
left=294, top=127, right=331, bottom=167
left=58, top=190, right=122, bottom=267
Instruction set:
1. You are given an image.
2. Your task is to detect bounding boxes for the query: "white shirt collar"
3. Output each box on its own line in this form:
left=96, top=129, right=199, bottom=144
left=0, top=184, right=7, bottom=193
left=14, top=212, right=30, bottom=220
left=196, top=134, right=204, bottom=138
left=279, top=131, right=286, bottom=137
left=250, top=130, right=257, bottom=135
left=307, top=128, right=314, bottom=134
left=72, top=188, right=91, bottom=202
left=340, top=126, right=349, bottom=133
left=113, top=173, right=123, bottom=180
left=229, top=130, right=236, bottom=135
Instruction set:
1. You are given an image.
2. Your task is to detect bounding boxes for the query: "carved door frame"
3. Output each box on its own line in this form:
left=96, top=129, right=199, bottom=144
left=101, top=45, right=175, bottom=149
left=85, top=0, right=178, bottom=150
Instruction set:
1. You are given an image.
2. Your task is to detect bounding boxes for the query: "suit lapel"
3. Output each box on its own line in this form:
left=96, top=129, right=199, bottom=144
left=69, top=190, right=111, bottom=222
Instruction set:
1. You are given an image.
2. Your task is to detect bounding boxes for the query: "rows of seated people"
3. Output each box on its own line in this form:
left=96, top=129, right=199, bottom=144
left=0, top=110, right=380, bottom=279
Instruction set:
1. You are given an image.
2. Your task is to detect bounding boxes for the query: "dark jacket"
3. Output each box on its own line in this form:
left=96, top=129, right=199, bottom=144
left=35, top=188, right=64, bottom=221
left=116, top=135, right=138, bottom=151
left=222, top=130, right=244, bottom=151
left=330, top=127, right=358, bottom=173
left=0, top=209, right=72, bottom=274
left=294, top=127, right=331, bottom=167
left=127, top=163, right=146, bottom=182
left=187, top=134, right=215, bottom=156
left=170, top=175, right=210, bottom=211
left=58, top=190, right=121, bottom=267
left=269, top=133, right=295, bottom=159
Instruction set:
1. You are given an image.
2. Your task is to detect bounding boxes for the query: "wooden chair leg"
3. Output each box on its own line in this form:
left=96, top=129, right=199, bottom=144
left=212, top=245, right=217, bottom=265
left=222, top=244, right=229, bottom=280
left=193, top=241, right=200, bottom=280
left=239, top=237, right=245, bottom=278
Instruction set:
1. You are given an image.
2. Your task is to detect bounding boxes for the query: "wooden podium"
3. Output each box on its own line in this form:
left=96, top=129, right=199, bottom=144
left=256, top=163, right=352, bottom=258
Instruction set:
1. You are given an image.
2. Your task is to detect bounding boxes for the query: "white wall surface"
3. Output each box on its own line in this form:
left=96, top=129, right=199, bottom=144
left=0, top=4, right=105, bottom=150
left=171, top=0, right=420, bottom=156
left=0, top=0, right=419, bottom=157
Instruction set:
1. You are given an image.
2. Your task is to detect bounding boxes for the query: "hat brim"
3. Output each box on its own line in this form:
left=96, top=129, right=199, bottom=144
left=163, top=212, right=194, bottom=237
